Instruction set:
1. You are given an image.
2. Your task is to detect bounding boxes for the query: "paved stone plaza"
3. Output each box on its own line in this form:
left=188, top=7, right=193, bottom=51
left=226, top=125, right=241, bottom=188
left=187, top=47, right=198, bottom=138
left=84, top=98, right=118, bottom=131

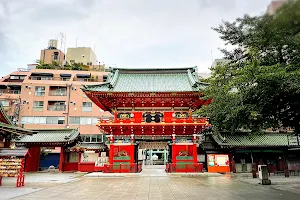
left=2, top=175, right=298, bottom=200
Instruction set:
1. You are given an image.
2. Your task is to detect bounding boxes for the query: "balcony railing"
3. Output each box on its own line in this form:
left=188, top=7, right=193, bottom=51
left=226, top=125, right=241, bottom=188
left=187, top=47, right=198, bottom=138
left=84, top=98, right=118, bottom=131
left=47, top=105, right=66, bottom=111
left=0, top=89, right=21, bottom=94
left=31, top=76, right=53, bottom=80
left=33, top=107, right=44, bottom=112
left=49, top=90, right=67, bottom=96
left=73, top=78, right=101, bottom=82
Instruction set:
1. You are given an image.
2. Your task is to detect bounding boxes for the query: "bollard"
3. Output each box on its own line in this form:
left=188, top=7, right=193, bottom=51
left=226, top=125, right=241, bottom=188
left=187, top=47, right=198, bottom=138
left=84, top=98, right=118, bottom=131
left=284, top=164, right=289, bottom=177
left=258, top=165, right=271, bottom=185
left=252, top=163, right=257, bottom=178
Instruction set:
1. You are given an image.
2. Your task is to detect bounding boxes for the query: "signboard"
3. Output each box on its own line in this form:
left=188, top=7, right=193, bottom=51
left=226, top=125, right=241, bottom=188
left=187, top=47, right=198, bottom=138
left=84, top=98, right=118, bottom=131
left=176, top=139, right=193, bottom=143
left=197, top=154, right=206, bottom=162
left=117, top=113, right=133, bottom=119
left=288, top=135, right=300, bottom=146
left=173, top=112, right=189, bottom=119
left=208, top=154, right=215, bottom=166
left=207, top=154, right=230, bottom=173
left=215, top=155, right=229, bottom=166
left=143, top=112, right=163, bottom=123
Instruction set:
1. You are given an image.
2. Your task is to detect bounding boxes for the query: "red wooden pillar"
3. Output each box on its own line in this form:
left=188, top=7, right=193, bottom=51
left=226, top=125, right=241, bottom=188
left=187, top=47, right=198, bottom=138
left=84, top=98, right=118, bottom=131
left=109, top=144, right=114, bottom=164
left=229, top=153, right=236, bottom=173
left=4, top=141, right=10, bottom=148
left=130, top=144, right=135, bottom=163
left=59, top=146, right=65, bottom=171
left=108, top=134, right=114, bottom=164
left=130, top=134, right=135, bottom=164
left=192, top=144, right=197, bottom=164
left=192, top=134, right=198, bottom=164
left=77, top=152, right=81, bottom=171
left=172, top=134, right=176, bottom=164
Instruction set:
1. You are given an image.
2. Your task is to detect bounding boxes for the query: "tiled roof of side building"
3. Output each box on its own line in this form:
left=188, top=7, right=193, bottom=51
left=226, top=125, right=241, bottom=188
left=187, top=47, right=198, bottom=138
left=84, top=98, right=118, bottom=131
left=0, top=102, right=37, bottom=135
left=83, top=67, right=209, bottom=93
left=0, top=102, right=14, bottom=125
left=77, top=142, right=106, bottom=150
left=212, top=131, right=298, bottom=147
left=15, top=128, right=80, bottom=144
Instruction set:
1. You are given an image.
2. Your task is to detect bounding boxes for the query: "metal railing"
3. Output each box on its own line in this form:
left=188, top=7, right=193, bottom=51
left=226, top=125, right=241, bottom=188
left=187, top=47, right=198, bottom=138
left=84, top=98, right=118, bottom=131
left=103, top=163, right=142, bottom=173
left=0, top=89, right=21, bottom=94
left=73, top=78, right=102, bottom=82
left=165, top=163, right=203, bottom=173
left=49, top=90, right=67, bottom=96
left=33, top=107, right=44, bottom=112
left=47, top=105, right=66, bottom=111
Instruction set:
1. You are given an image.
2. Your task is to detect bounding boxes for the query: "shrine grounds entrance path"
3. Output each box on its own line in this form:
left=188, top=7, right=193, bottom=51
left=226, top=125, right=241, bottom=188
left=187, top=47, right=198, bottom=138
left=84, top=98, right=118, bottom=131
left=9, top=173, right=300, bottom=200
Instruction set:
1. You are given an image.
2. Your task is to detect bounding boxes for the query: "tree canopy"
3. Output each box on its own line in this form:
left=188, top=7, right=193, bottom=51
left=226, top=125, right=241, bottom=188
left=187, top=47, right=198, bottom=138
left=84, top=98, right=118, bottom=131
left=198, top=0, right=300, bottom=134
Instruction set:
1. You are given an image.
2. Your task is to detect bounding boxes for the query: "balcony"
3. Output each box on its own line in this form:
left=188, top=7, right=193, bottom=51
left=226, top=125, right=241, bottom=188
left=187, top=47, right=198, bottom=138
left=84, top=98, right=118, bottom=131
left=0, top=89, right=21, bottom=94
left=73, top=74, right=101, bottom=82
left=49, top=87, right=67, bottom=96
left=73, top=77, right=101, bottom=82
left=30, top=72, right=53, bottom=80
left=3, top=75, right=26, bottom=83
left=47, top=101, right=66, bottom=111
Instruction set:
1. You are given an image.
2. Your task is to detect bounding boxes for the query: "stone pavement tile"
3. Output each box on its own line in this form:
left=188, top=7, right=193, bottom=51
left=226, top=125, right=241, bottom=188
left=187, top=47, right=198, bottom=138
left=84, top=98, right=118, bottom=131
left=10, top=175, right=300, bottom=200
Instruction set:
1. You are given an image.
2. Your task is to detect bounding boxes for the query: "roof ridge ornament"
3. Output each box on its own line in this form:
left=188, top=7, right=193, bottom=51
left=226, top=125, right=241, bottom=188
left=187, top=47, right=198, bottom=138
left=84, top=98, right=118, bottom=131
left=109, top=69, right=119, bottom=88
left=187, top=69, right=197, bottom=87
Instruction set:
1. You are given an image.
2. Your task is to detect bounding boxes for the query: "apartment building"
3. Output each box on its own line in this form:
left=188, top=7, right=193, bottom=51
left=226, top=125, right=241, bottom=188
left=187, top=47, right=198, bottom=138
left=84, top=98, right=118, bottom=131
left=40, top=40, right=65, bottom=65
left=66, top=47, right=97, bottom=66
left=266, top=0, right=289, bottom=14
left=0, top=69, right=112, bottom=143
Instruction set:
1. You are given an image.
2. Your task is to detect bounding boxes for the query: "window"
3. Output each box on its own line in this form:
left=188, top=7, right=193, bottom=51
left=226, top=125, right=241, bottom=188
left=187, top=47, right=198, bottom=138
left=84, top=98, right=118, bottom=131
left=46, top=116, right=65, bottom=124
left=35, top=86, right=45, bottom=96
left=61, top=77, right=70, bottom=81
left=21, top=116, right=64, bottom=124
left=70, top=117, right=80, bottom=124
left=81, top=134, right=103, bottom=143
left=21, top=116, right=46, bottom=124
left=0, top=100, right=9, bottom=107
left=49, top=87, right=67, bottom=96
left=82, top=102, right=92, bottom=112
left=9, top=75, right=25, bottom=80
left=80, top=117, right=92, bottom=125
left=32, top=76, right=52, bottom=80
left=10, top=76, right=19, bottom=80
left=53, top=52, right=59, bottom=60
left=69, top=117, right=99, bottom=125
left=92, top=117, right=98, bottom=125
left=47, top=101, right=66, bottom=111
left=103, top=75, right=108, bottom=82
left=33, top=101, right=44, bottom=111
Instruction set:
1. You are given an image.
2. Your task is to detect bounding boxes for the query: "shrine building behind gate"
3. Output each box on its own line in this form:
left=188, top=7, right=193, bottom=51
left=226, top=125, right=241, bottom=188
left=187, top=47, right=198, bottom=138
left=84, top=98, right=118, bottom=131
left=83, top=67, right=212, bottom=172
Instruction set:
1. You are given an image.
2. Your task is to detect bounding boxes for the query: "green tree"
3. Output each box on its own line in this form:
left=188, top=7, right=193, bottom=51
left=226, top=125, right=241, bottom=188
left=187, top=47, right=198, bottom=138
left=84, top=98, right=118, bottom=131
left=198, top=0, right=300, bottom=133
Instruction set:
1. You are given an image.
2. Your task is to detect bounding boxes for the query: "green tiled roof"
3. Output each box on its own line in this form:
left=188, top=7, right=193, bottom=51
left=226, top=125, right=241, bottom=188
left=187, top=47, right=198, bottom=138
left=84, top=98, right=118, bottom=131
left=78, top=142, right=106, bottom=150
left=212, top=132, right=292, bottom=147
left=15, top=128, right=79, bottom=144
left=83, top=67, right=209, bottom=92
left=0, top=123, right=37, bottom=135
left=0, top=102, right=13, bottom=125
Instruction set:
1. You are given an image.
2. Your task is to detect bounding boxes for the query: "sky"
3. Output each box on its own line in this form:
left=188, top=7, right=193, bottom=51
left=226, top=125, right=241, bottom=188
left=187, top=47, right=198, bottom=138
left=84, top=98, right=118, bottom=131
left=0, top=0, right=271, bottom=77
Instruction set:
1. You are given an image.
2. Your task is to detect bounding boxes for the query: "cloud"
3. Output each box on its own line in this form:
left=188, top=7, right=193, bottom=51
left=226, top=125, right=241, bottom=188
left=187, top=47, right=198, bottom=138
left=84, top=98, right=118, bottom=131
left=0, top=0, right=271, bottom=76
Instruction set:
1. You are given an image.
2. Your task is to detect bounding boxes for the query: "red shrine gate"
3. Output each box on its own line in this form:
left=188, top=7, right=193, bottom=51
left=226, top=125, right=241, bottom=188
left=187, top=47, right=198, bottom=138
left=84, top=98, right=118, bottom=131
left=83, top=67, right=211, bottom=173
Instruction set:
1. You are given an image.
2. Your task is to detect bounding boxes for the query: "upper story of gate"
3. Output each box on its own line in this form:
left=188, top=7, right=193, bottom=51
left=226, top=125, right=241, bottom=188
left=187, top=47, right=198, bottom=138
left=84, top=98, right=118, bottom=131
left=82, top=67, right=211, bottom=113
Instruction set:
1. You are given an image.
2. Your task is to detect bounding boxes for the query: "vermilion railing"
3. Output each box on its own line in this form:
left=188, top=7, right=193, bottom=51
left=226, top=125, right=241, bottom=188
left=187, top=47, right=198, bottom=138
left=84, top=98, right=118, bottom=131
left=103, top=163, right=142, bottom=173
left=165, top=163, right=203, bottom=173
